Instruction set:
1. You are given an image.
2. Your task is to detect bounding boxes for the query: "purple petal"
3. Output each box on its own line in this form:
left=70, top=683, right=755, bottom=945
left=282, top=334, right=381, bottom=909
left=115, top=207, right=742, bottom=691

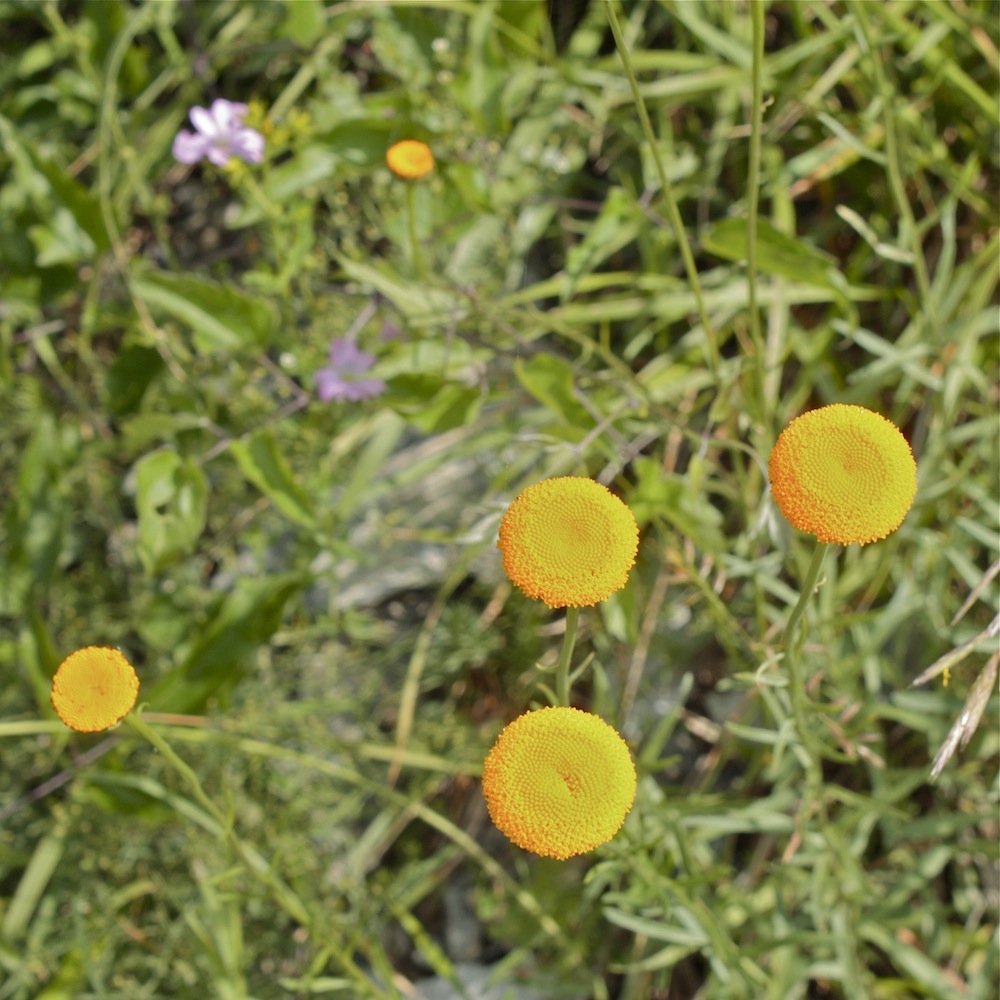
left=231, top=128, right=265, bottom=164
left=209, top=99, right=249, bottom=132
left=327, top=338, right=376, bottom=375
left=205, top=144, right=233, bottom=167
left=342, top=378, right=386, bottom=401
left=172, top=130, right=212, bottom=163
left=189, top=105, right=218, bottom=138
left=315, top=367, right=349, bottom=402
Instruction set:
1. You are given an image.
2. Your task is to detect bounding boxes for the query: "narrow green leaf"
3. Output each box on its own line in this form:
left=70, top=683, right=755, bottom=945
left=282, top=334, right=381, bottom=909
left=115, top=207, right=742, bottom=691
left=1, top=820, right=67, bottom=942
left=702, top=217, right=840, bottom=290
left=132, top=271, right=276, bottom=354
left=230, top=429, right=316, bottom=530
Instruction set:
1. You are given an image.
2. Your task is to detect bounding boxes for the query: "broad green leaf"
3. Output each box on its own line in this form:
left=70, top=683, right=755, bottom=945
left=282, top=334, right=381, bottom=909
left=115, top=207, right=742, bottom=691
left=146, top=574, right=304, bottom=713
left=702, top=217, right=840, bottom=290
left=132, top=271, right=276, bottom=355
left=282, top=0, right=326, bottom=45
left=514, top=353, right=591, bottom=428
left=230, top=429, right=316, bottom=530
left=105, top=346, right=165, bottom=416
left=135, top=449, right=208, bottom=574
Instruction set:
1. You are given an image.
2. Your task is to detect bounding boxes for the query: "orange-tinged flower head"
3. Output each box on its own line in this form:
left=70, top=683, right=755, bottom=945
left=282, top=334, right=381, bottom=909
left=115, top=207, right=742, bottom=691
left=386, top=140, right=434, bottom=179
left=51, top=646, right=139, bottom=733
left=482, top=707, right=636, bottom=859
left=497, top=477, right=639, bottom=608
left=769, top=404, right=917, bottom=546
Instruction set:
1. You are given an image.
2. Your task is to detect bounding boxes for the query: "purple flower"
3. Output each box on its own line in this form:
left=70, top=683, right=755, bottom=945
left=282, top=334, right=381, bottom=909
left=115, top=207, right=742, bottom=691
left=315, top=339, right=386, bottom=402
left=172, top=99, right=265, bottom=167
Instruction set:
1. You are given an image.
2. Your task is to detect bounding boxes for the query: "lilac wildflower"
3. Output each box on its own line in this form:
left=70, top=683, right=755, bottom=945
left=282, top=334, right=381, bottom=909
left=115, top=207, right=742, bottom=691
left=172, top=99, right=265, bottom=167
left=315, top=339, right=386, bottom=402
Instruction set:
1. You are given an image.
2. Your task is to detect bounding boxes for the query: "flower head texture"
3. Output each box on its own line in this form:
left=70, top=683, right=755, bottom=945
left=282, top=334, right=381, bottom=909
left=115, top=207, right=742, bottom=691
left=172, top=99, right=265, bottom=167
left=769, top=404, right=917, bottom=545
left=482, top=707, right=636, bottom=859
left=497, top=477, right=639, bottom=608
left=315, top=338, right=386, bottom=402
left=51, top=647, right=139, bottom=733
left=386, top=140, right=434, bottom=179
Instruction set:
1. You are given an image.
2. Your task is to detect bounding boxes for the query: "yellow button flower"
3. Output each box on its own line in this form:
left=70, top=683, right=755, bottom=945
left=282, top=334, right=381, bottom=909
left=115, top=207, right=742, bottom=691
left=497, top=477, right=639, bottom=608
left=386, top=140, right=434, bottom=179
left=482, top=707, right=637, bottom=859
left=50, top=646, right=139, bottom=733
left=769, top=404, right=917, bottom=545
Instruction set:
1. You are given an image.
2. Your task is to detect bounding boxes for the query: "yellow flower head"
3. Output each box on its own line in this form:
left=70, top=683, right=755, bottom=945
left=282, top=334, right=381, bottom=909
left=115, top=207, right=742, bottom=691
left=482, top=707, right=636, bottom=859
left=497, top=477, right=639, bottom=608
left=50, top=646, right=139, bottom=733
left=386, top=140, right=434, bottom=179
left=769, top=404, right=917, bottom=545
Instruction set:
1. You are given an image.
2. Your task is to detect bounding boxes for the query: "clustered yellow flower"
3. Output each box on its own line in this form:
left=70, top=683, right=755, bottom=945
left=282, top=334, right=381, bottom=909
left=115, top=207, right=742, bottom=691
left=769, top=404, right=917, bottom=545
left=50, top=646, right=139, bottom=733
left=497, top=477, right=639, bottom=608
left=386, top=140, right=435, bottom=179
left=482, top=707, right=636, bottom=859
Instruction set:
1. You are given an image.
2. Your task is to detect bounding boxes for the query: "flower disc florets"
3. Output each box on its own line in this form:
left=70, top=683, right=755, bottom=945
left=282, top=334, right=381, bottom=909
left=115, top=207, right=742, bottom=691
left=386, top=140, right=434, bottom=179
left=769, top=404, right=917, bottom=545
left=497, top=477, right=639, bottom=608
left=482, top=707, right=637, bottom=859
left=50, top=646, right=139, bottom=733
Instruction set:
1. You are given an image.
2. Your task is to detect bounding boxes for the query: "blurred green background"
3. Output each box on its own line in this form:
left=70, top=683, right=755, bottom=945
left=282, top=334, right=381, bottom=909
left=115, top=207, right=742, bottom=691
left=0, top=1, right=997, bottom=997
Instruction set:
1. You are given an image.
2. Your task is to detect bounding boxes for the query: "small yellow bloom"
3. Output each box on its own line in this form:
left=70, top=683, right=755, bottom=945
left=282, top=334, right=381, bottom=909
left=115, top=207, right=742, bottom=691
left=50, top=646, right=139, bottom=733
left=386, top=140, right=434, bottom=179
left=482, top=707, right=636, bottom=859
left=769, top=404, right=917, bottom=546
left=497, top=477, right=639, bottom=608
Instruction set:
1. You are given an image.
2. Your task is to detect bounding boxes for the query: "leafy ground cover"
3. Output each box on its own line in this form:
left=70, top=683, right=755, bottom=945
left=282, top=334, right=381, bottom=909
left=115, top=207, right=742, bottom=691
left=1, top=1, right=998, bottom=998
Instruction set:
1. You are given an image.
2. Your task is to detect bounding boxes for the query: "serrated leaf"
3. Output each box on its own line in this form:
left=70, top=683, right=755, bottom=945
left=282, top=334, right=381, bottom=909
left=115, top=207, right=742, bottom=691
left=229, top=429, right=316, bottom=530
left=132, top=271, right=276, bottom=354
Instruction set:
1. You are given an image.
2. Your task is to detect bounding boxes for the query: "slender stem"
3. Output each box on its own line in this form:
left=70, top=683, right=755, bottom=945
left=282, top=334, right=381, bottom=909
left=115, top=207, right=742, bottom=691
left=605, top=1, right=719, bottom=373
left=405, top=182, right=425, bottom=279
left=555, top=606, right=580, bottom=707
left=783, top=540, right=829, bottom=659
left=747, top=1, right=767, bottom=409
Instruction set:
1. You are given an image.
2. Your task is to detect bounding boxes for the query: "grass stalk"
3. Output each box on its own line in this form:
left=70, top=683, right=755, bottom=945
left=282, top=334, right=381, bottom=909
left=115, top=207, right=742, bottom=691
left=605, top=1, right=720, bottom=373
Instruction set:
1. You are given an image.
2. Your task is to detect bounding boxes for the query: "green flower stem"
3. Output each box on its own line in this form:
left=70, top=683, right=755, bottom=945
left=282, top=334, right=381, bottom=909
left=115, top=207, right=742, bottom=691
left=605, top=1, right=719, bottom=373
left=405, top=182, right=426, bottom=280
left=124, top=713, right=312, bottom=928
left=555, top=606, right=580, bottom=707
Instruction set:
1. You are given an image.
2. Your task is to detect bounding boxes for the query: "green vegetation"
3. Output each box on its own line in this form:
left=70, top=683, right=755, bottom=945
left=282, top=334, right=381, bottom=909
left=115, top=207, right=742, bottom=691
left=1, top=1, right=997, bottom=997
